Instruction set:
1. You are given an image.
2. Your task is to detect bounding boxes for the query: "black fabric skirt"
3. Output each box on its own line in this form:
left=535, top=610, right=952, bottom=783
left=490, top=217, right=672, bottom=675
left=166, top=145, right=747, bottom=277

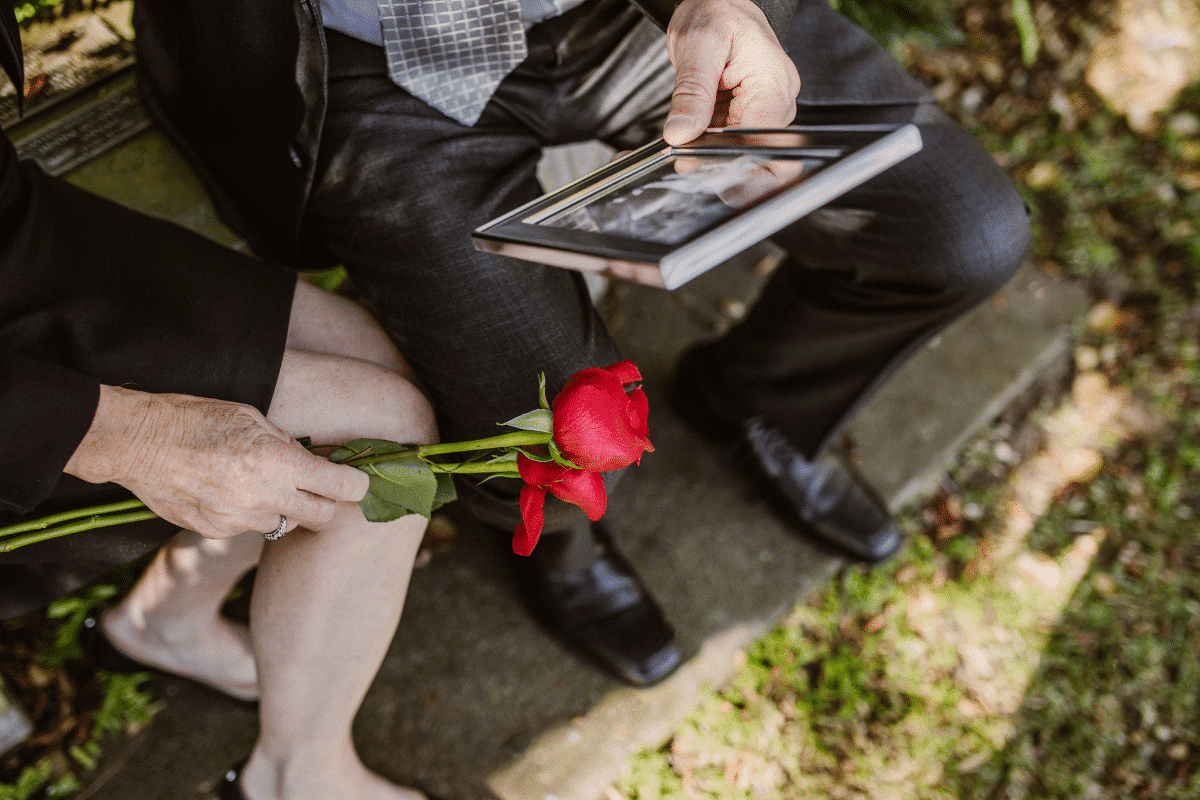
left=0, top=171, right=297, bottom=620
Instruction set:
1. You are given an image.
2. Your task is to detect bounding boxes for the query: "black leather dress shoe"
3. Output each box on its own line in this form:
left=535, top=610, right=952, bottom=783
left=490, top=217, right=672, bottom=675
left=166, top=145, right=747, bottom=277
left=668, top=344, right=904, bottom=564
left=504, top=520, right=682, bottom=687
left=741, top=418, right=903, bottom=563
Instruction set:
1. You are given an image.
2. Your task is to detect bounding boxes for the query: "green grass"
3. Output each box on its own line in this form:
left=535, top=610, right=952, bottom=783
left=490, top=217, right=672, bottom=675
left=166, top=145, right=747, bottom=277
left=957, top=406, right=1200, bottom=799
left=1, top=577, right=155, bottom=800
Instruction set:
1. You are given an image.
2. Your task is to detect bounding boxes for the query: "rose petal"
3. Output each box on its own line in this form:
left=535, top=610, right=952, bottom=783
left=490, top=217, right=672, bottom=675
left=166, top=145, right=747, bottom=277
left=553, top=370, right=652, bottom=472
left=518, top=454, right=608, bottom=522
left=513, top=484, right=547, bottom=556
left=545, top=468, right=608, bottom=521
left=627, top=387, right=652, bottom=448
left=518, top=455, right=571, bottom=484
left=606, top=360, right=642, bottom=385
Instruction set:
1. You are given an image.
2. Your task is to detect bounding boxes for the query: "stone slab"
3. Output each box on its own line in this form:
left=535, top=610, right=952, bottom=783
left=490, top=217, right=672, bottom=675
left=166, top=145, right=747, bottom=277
left=61, top=125, right=247, bottom=251
left=847, top=263, right=1089, bottom=509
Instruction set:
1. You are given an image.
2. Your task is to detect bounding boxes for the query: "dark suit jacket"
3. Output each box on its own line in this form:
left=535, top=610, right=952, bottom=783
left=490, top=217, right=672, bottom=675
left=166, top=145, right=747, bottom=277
left=133, top=0, right=931, bottom=279
left=0, top=6, right=301, bottom=518
left=1, top=8, right=105, bottom=514
left=131, top=0, right=802, bottom=274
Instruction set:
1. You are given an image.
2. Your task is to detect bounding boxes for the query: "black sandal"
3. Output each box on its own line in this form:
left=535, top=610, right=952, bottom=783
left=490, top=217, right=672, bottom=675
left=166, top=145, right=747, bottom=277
left=217, top=761, right=248, bottom=800
left=217, top=760, right=450, bottom=800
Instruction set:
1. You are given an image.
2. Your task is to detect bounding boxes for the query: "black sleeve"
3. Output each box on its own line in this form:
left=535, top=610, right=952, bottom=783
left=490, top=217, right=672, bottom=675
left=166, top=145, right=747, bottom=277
left=0, top=6, right=23, bottom=115
left=0, top=353, right=100, bottom=514
left=750, top=0, right=799, bottom=45
left=0, top=10, right=102, bottom=514
left=627, top=0, right=799, bottom=44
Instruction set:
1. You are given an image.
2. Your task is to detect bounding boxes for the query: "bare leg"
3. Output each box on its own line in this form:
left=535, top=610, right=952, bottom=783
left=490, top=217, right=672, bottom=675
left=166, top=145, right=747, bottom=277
left=100, top=531, right=261, bottom=701
left=240, top=346, right=436, bottom=800
left=102, top=281, right=426, bottom=708
left=103, top=280, right=439, bottom=798
left=286, top=280, right=418, bottom=381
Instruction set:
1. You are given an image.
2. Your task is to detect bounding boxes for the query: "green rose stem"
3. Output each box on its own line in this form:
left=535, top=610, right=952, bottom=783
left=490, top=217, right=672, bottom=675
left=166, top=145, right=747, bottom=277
left=423, top=461, right=520, bottom=475
left=0, top=430, right=547, bottom=553
left=337, top=430, right=552, bottom=466
left=0, top=507, right=160, bottom=552
left=0, top=498, right=148, bottom=535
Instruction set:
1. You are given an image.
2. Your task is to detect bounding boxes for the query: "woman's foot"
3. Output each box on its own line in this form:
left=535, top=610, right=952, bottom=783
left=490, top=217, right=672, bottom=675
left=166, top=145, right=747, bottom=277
left=235, top=752, right=435, bottom=800
left=99, top=606, right=259, bottom=702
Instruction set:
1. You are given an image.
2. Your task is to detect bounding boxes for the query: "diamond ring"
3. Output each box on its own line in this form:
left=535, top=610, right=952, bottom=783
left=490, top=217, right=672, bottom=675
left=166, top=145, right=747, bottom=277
left=263, top=515, right=287, bottom=540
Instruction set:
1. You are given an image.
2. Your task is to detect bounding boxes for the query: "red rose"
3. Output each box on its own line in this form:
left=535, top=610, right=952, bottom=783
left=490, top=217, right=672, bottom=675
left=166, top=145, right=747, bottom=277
left=513, top=455, right=607, bottom=557
left=552, top=360, right=654, bottom=472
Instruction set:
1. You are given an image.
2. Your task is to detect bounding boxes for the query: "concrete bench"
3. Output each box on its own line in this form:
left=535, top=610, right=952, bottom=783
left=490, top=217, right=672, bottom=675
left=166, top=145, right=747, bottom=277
left=8, top=38, right=1087, bottom=800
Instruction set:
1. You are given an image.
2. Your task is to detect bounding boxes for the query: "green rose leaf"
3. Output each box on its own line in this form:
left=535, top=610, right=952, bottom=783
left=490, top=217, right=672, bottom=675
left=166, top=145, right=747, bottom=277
left=548, top=440, right=580, bottom=469
left=362, top=455, right=440, bottom=519
left=513, top=446, right=551, bottom=463
left=501, top=408, right=554, bottom=434
left=431, top=472, right=458, bottom=511
left=359, top=489, right=419, bottom=523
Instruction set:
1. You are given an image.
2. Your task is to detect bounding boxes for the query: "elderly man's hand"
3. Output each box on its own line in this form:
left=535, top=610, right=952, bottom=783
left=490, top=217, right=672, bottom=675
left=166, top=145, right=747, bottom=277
left=663, top=0, right=801, bottom=145
left=65, top=385, right=369, bottom=539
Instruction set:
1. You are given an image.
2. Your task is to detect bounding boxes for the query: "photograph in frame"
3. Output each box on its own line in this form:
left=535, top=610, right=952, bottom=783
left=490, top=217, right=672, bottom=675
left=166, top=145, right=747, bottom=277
left=472, top=124, right=924, bottom=290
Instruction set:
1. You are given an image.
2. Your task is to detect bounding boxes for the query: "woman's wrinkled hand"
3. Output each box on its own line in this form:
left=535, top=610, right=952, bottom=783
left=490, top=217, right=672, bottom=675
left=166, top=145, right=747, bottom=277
left=65, top=386, right=369, bottom=539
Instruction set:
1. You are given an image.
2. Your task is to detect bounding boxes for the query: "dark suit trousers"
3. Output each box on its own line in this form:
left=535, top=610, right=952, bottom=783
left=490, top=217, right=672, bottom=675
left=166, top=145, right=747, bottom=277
left=306, top=0, right=1032, bottom=532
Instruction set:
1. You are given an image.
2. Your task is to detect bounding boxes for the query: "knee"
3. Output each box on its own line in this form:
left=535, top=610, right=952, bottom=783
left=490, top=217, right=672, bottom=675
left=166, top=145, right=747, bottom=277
left=288, top=280, right=413, bottom=377
left=927, top=183, right=1031, bottom=303
left=905, top=116, right=1033, bottom=302
left=348, top=364, right=439, bottom=448
left=271, top=349, right=438, bottom=448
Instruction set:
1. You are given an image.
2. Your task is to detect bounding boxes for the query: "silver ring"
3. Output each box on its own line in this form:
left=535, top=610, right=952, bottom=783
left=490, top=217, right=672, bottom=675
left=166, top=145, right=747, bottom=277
left=263, top=515, right=287, bottom=540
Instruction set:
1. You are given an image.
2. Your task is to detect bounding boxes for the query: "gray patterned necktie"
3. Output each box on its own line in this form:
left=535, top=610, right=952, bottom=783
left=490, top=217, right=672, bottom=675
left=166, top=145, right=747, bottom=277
left=378, top=0, right=528, bottom=126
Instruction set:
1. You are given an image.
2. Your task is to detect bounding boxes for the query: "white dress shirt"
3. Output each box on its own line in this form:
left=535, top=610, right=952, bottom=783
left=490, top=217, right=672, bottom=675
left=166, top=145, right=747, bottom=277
left=320, top=0, right=587, bottom=43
